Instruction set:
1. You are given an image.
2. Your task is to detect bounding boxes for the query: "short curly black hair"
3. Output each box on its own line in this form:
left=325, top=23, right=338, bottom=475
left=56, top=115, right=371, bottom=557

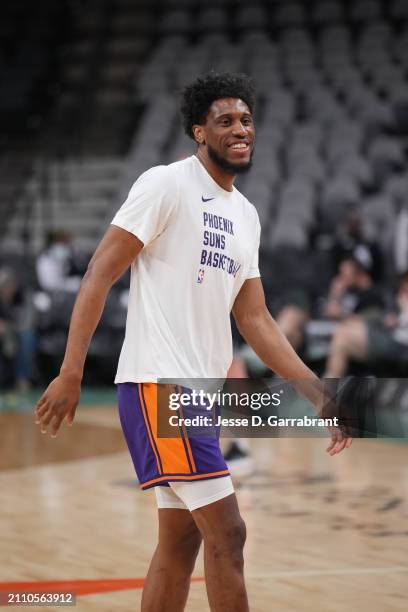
left=180, top=71, right=255, bottom=140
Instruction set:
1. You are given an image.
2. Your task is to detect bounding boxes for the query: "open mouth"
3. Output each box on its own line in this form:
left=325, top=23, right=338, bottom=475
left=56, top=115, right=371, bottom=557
left=229, top=142, right=250, bottom=152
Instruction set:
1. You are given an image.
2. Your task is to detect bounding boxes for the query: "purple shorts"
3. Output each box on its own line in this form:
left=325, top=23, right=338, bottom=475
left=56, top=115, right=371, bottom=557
left=117, top=382, right=229, bottom=490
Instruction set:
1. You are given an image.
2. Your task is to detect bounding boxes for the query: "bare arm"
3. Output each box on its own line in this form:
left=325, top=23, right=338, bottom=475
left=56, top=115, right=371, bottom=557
left=60, top=226, right=143, bottom=380
left=35, top=225, right=143, bottom=436
left=324, top=275, right=348, bottom=319
left=232, top=278, right=352, bottom=454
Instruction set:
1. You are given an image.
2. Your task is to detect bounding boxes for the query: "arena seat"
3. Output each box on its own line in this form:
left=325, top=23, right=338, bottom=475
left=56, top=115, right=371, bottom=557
left=274, top=3, right=307, bottom=27
left=2, top=0, right=408, bottom=384
left=235, top=5, right=267, bottom=31
left=349, top=0, right=382, bottom=23
left=313, top=0, right=344, bottom=25
left=390, top=0, right=408, bottom=19
left=197, top=8, right=227, bottom=33
left=159, top=10, right=192, bottom=35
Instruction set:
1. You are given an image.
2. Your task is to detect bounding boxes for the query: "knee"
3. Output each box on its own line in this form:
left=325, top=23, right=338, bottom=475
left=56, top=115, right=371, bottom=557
left=207, top=517, right=247, bottom=565
left=278, top=306, right=306, bottom=333
left=331, top=320, right=355, bottom=350
left=335, top=316, right=367, bottom=351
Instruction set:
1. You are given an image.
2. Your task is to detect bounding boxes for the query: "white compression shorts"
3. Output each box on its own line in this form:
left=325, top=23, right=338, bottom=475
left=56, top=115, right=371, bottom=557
left=155, top=475, right=234, bottom=512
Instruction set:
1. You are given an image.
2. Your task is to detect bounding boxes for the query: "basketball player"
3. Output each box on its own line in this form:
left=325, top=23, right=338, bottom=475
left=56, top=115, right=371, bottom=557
left=35, top=73, right=352, bottom=612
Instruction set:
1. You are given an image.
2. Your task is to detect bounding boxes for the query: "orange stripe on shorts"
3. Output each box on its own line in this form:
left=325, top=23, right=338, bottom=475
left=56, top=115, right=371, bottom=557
left=143, top=383, right=192, bottom=475
left=176, top=385, right=197, bottom=473
left=137, top=383, right=163, bottom=475
left=141, top=470, right=231, bottom=489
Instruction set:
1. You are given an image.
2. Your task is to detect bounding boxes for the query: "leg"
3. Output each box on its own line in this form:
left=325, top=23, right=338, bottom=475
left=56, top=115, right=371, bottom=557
left=276, top=305, right=308, bottom=351
left=192, top=493, right=249, bottom=612
left=141, top=508, right=202, bottom=612
left=325, top=316, right=369, bottom=377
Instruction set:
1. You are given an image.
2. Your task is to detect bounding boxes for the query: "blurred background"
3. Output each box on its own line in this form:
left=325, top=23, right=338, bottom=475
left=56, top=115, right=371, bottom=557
left=1, top=0, right=408, bottom=398
left=1, top=4, right=408, bottom=610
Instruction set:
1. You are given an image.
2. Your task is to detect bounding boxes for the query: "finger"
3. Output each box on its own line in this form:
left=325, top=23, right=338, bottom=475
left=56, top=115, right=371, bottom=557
left=346, top=437, right=353, bottom=448
left=329, top=438, right=344, bottom=455
left=35, top=395, right=48, bottom=411
left=35, top=395, right=48, bottom=410
left=66, top=408, right=76, bottom=426
left=36, top=410, right=51, bottom=430
left=50, top=414, right=65, bottom=438
left=338, top=439, right=350, bottom=454
left=327, top=442, right=341, bottom=455
left=336, top=438, right=350, bottom=453
left=35, top=402, right=49, bottom=422
left=328, top=443, right=339, bottom=456
left=336, top=440, right=347, bottom=453
left=326, top=430, right=341, bottom=452
left=39, top=408, right=56, bottom=430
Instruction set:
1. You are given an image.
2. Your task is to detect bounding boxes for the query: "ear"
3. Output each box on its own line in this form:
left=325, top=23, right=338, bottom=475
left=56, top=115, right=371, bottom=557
left=192, top=125, right=206, bottom=145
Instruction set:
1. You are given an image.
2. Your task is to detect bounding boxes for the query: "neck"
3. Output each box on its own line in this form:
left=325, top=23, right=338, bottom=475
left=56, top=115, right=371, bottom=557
left=195, top=148, right=235, bottom=192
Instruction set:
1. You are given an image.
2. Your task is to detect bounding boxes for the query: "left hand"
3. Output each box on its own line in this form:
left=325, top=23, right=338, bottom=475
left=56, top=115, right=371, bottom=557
left=326, top=424, right=353, bottom=455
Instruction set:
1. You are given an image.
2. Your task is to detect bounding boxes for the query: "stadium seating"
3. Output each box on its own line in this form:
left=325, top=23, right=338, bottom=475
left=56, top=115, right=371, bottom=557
left=1, top=0, right=408, bottom=381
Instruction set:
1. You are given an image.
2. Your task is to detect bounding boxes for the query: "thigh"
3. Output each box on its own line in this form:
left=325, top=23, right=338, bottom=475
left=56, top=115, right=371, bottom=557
left=170, top=476, right=235, bottom=512
left=191, top=489, right=243, bottom=541
left=336, top=316, right=369, bottom=358
left=155, top=484, right=188, bottom=510
left=157, top=506, right=202, bottom=552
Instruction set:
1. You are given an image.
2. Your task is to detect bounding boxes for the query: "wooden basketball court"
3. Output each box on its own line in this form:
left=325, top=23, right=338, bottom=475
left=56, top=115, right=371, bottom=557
left=1, top=403, right=407, bottom=611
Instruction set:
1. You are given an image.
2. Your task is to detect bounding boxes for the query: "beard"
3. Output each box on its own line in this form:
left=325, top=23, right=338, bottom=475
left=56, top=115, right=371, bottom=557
left=207, top=144, right=254, bottom=175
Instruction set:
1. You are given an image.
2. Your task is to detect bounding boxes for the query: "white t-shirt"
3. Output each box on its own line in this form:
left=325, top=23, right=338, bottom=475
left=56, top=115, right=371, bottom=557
left=111, top=155, right=261, bottom=383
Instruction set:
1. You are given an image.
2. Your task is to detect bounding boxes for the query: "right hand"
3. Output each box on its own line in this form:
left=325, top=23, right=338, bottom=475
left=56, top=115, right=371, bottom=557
left=34, top=373, right=81, bottom=438
left=329, top=275, right=348, bottom=298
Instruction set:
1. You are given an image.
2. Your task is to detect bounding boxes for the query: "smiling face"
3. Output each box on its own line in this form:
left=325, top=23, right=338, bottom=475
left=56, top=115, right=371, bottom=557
left=192, top=97, right=255, bottom=175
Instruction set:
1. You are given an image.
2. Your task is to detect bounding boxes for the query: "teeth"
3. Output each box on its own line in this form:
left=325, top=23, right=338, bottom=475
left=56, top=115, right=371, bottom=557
left=231, top=143, right=248, bottom=149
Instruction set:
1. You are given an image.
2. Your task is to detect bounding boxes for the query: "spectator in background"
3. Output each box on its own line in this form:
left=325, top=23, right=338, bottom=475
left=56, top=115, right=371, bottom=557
left=324, top=271, right=408, bottom=378
left=323, top=244, right=384, bottom=322
left=36, top=230, right=81, bottom=292
left=0, top=267, right=36, bottom=391
left=233, top=245, right=383, bottom=374
left=332, top=210, right=384, bottom=282
left=268, top=243, right=383, bottom=361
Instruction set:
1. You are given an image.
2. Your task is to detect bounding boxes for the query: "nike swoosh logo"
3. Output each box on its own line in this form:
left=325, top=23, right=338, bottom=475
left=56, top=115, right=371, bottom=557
left=202, top=196, right=215, bottom=202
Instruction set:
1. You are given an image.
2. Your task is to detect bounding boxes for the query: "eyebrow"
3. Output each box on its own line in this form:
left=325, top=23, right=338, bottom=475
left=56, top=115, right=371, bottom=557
left=215, top=112, right=253, bottom=120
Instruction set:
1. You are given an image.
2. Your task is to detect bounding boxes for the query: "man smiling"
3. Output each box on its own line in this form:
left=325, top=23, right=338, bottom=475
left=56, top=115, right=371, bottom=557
left=35, top=72, right=351, bottom=612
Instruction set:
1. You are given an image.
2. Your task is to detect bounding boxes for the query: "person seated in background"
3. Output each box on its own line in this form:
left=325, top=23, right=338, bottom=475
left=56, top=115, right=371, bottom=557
left=273, top=212, right=385, bottom=355
left=323, top=244, right=384, bottom=322
left=331, top=209, right=384, bottom=282
left=36, top=230, right=81, bottom=292
left=0, top=267, right=37, bottom=391
left=324, top=271, right=408, bottom=378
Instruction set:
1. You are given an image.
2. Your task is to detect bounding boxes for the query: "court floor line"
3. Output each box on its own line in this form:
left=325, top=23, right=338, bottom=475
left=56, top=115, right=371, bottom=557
left=0, top=577, right=205, bottom=597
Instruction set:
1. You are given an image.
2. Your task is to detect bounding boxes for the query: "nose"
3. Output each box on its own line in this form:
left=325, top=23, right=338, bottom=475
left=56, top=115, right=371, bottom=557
left=231, top=120, right=247, bottom=137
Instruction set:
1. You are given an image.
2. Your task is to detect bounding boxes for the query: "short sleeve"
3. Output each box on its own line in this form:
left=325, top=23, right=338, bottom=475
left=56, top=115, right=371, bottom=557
left=111, top=165, right=177, bottom=246
left=246, top=215, right=261, bottom=279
